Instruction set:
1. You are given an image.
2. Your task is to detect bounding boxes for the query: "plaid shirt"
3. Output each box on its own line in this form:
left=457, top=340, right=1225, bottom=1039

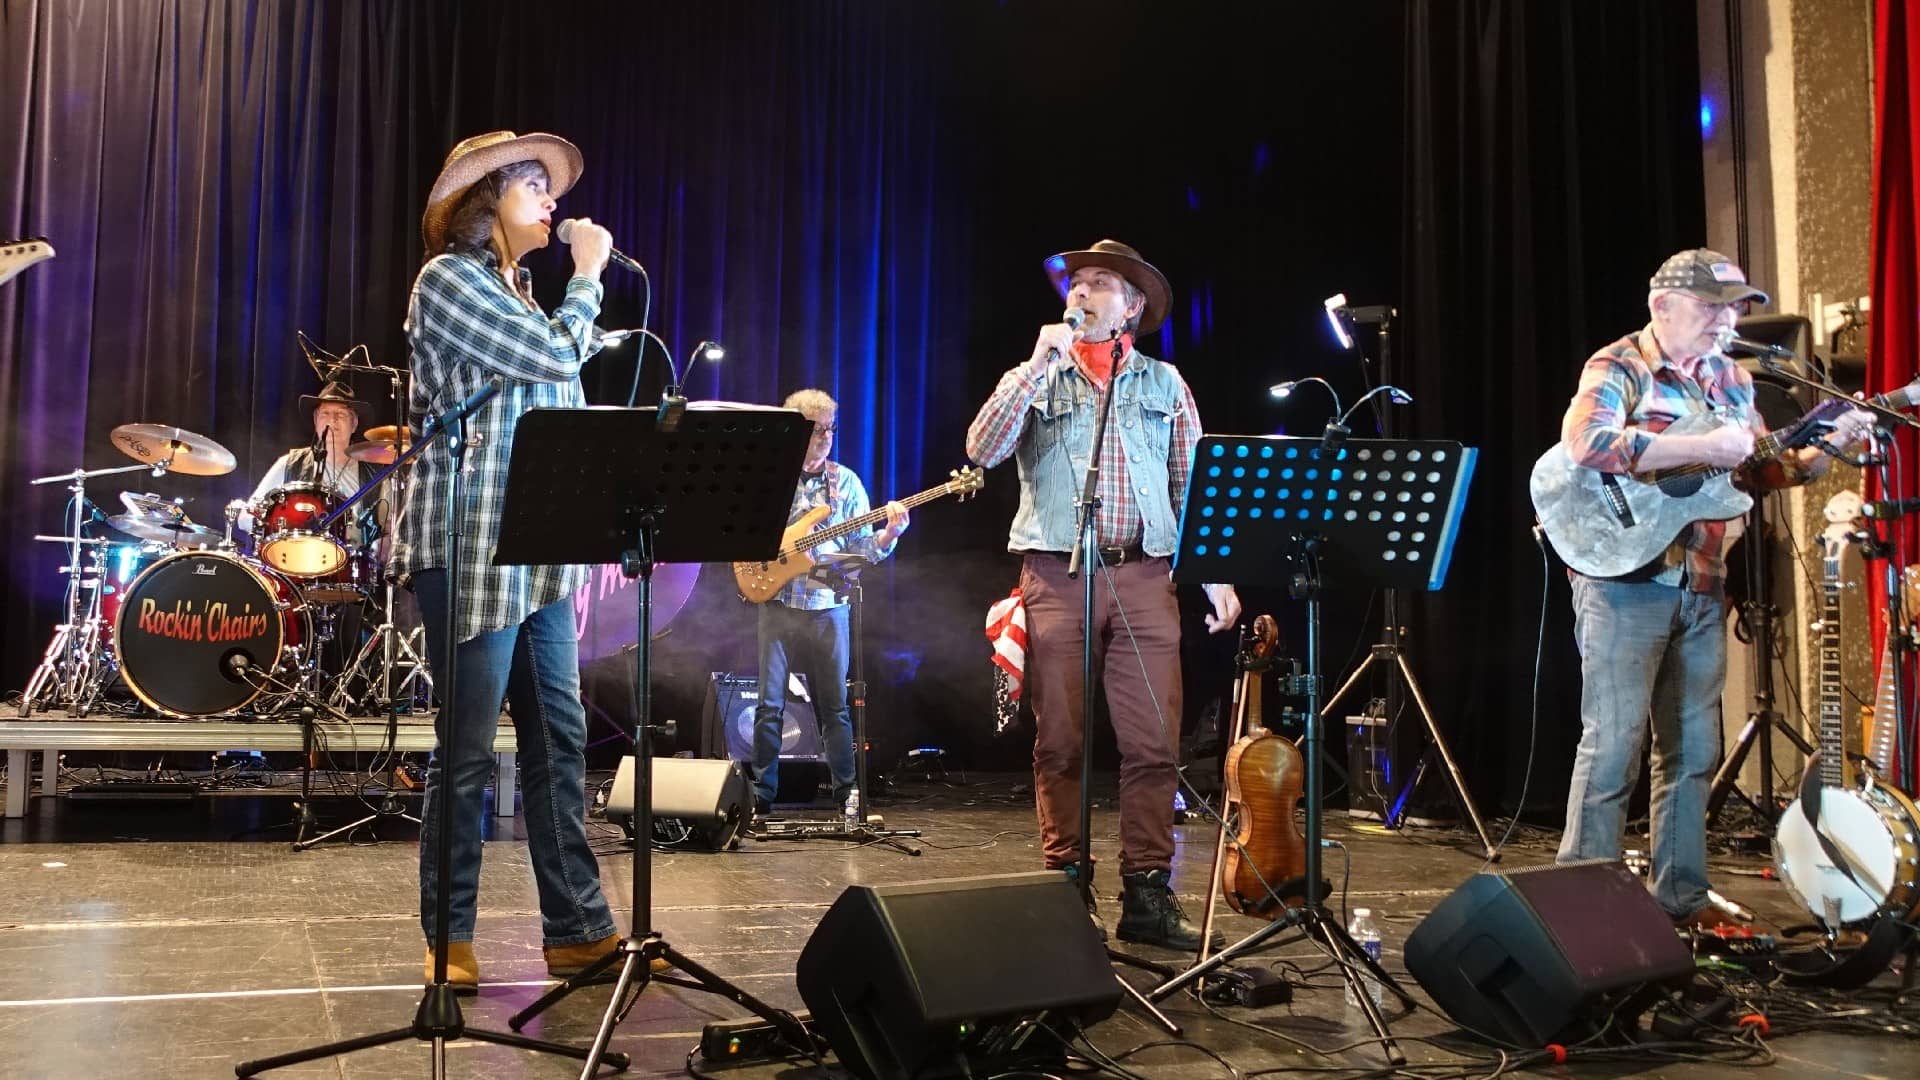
left=1560, top=324, right=1810, bottom=594
left=967, top=347, right=1202, bottom=552
left=391, top=252, right=604, bottom=642
left=773, top=461, right=898, bottom=610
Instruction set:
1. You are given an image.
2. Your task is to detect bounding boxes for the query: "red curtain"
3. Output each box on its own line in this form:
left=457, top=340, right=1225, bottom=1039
left=1869, top=0, right=1920, bottom=787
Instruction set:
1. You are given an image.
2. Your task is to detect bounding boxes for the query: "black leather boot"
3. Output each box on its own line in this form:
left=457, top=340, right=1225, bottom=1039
left=1117, top=868, right=1223, bottom=950
left=1059, top=862, right=1108, bottom=941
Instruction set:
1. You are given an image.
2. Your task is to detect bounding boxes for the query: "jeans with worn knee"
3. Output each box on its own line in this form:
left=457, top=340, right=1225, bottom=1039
left=751, top=602, right=856, bottom=804
left=413, top=570, right=617, bottom=947
left=1557, top=575, right=1725, bottom=918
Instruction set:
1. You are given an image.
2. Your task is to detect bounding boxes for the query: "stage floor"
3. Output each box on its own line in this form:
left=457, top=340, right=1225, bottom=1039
left=0, top=775, right=1908, bottom=1078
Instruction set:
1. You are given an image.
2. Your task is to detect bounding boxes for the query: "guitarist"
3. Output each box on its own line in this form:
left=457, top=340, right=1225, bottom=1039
left=1554, top=248, right=1875, bottom=930
left=967, top=240, right=1239, bottom=949
left=749, top=389, right=908, bottom=820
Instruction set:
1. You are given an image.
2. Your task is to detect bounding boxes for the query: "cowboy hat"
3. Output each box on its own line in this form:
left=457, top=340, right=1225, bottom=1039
left=420, top=130, right=584, bottom=253
left=298, top=380, right=366, bottom=416
left=1042, top=239, right=1172, bottom=335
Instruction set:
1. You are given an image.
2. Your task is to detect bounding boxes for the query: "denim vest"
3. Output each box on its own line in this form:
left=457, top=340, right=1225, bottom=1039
left=1007, top=350, right=1188, bottom=556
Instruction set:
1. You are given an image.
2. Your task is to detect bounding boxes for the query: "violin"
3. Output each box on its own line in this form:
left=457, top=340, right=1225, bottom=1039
left=1219, top=615, right=1308, bottom=920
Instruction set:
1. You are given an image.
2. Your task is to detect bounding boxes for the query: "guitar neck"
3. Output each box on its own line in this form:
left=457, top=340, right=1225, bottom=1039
left=1820, top=551, right=1848, bottom=788
left=1655, top=385, right=1913, bottom=484
left=790, top=484, right=952, bottom=552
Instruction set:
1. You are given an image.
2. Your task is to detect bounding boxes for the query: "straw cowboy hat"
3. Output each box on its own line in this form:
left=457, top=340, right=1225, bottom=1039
left=1042, top=239, right=1173, bottom=335
left=419, top=130, right=584, bottom=253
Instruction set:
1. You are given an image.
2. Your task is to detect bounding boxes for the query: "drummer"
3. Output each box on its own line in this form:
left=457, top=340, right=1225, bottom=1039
left=241, top=379, right=384, bottom=545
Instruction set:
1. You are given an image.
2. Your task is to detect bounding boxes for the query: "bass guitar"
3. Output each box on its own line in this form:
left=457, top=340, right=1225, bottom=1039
left=1530, top=376, right=1920, bottom=578
left=733, top=466, right=984, bottom=602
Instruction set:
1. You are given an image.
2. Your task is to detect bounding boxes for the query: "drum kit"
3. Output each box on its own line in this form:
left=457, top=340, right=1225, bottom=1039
left=19, top=421, right=429, bottom=720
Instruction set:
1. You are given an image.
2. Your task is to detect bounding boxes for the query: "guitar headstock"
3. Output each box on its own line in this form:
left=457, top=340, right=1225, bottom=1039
left=1820, top=490, right=1863, bottom=561
left=0, top=237, right=55, bottom=288
left=947, top=465, right=985, bottom=501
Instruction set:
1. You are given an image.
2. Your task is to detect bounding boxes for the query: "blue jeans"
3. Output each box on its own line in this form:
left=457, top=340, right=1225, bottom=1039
left=752, top=602, right=856, bottom=804
left=413, top=570, right=616, bottom=947
left=1558, top=576, right=1725, bottom=918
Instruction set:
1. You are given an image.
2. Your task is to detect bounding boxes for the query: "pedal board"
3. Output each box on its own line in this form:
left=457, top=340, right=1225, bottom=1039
left=699, top=1011, right=823, bottom=1064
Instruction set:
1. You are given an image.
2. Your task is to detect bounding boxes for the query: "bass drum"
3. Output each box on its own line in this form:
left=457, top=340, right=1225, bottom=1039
left=112, top=550, right=308, bottom=717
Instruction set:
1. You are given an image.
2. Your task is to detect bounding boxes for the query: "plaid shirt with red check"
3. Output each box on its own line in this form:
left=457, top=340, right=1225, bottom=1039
left=1560, top=325, right=1812, bottom=595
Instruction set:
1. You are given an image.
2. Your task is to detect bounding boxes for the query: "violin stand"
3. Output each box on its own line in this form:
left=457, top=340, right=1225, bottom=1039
left=1148, top=434, right=1479, bottom=1067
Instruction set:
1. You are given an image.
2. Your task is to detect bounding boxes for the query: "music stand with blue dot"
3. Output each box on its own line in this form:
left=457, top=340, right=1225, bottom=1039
left=1170, top=436, right=1476, bottom=591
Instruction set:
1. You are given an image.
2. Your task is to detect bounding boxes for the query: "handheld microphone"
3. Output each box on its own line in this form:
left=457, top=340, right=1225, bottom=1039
left=1044, top=307, right=1086, bottom=364
left=426, top=378, right=503, bottom=434
left=554, top=219, right=644, bottom=274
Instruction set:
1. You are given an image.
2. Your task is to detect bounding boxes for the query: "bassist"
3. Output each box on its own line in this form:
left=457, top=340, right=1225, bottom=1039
left=1553, top=248, right=1874, bottom=929
left=748, top=389, right=909, bottom=820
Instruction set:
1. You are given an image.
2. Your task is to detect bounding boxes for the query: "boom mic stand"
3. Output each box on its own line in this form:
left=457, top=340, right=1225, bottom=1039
left=238, top=381, right=624, bottom=1077
left=1062, top=334, right=1182, bottom=1037
left=1707, top=356, right=1920, bottom=821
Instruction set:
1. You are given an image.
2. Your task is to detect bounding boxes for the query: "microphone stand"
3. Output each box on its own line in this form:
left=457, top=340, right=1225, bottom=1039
left=1065, top=334, right=1182, bottom=1037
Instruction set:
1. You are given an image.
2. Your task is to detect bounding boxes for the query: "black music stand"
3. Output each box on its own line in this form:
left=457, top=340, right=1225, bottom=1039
left=1148, top=435, right=1478, bottom=1067
left=495, top=405, right=822, bottom=1076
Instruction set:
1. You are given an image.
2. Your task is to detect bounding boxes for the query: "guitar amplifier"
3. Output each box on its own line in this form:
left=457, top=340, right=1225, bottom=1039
left=699, top=673, right=824, bottom=764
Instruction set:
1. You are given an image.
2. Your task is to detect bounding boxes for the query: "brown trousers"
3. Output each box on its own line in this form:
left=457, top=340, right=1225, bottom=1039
left=1020, top=552, right=1183, bottom=875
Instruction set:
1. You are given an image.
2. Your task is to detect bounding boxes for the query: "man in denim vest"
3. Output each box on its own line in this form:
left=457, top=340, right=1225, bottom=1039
left=968, top=239, right=1240, bottom=948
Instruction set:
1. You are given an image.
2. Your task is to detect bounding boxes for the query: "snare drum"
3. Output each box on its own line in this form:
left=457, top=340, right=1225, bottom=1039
left=256, top=482, right=347, bottom=577
left=112, top=550, right=308, bottom=717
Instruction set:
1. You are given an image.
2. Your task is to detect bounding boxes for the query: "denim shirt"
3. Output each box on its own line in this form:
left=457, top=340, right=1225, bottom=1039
left=975, top=351, right=1196, bottom=557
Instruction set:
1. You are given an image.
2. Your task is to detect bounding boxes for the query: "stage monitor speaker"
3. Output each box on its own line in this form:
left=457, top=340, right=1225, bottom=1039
left=1730, top=313, right=1820, bottom=429
left=796, top=872, right=1120, bottom=1080
left=606, top=756, right=750, bottom=851
left=700, top=672, right=823, bottom=764
left=1404, top=859, right=1693, bottom=1045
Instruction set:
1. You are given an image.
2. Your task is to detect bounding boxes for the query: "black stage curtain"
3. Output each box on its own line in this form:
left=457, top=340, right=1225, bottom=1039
left=2, top=1, right=1705, bottom=813
left=1396, top=0, right=1706, bottom=816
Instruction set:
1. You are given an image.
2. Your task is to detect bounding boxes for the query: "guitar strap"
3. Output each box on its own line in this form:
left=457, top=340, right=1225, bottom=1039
left=1798, top=752, right=1879, bottom=904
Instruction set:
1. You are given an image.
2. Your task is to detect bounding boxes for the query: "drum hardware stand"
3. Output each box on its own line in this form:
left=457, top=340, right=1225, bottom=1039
left=496, top=406, right=824, bottom=1077
left=238, top=379, right=616, bottom=1078
left=749, top=554, right=922, bottom=855
left=19, top=460, right=167, bottom=717
left=283, top=607, right=422, bottom=850
left=329, top=577, right=433, bottom=715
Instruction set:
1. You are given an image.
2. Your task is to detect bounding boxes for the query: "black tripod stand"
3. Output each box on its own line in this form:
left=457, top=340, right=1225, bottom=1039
left=752, top=553, right=923, bottom=854
left=495, top=405, right=821, bottom=1078
left=1707, top=497, right=1815, bottom=829
left=238, top=382, right=624, bottom=1077
left=1147, top=433, right=1480, bottom=1067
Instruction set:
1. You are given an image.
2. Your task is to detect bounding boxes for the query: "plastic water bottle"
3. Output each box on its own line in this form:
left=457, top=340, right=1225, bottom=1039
left=1345, top=908, right=1384, bottom=1009
left=843, top=786, right=860, bottom=828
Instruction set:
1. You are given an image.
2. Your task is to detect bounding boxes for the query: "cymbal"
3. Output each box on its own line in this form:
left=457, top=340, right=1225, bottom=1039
left=363, top=424, right=412, bottom=444
left=120, top=491, right=187, bottom=517
left=106, top=512, right=220, bottom=547
left=347, top=433, right=412, bottom=464
left=109, top=423, right=236, bottom=476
